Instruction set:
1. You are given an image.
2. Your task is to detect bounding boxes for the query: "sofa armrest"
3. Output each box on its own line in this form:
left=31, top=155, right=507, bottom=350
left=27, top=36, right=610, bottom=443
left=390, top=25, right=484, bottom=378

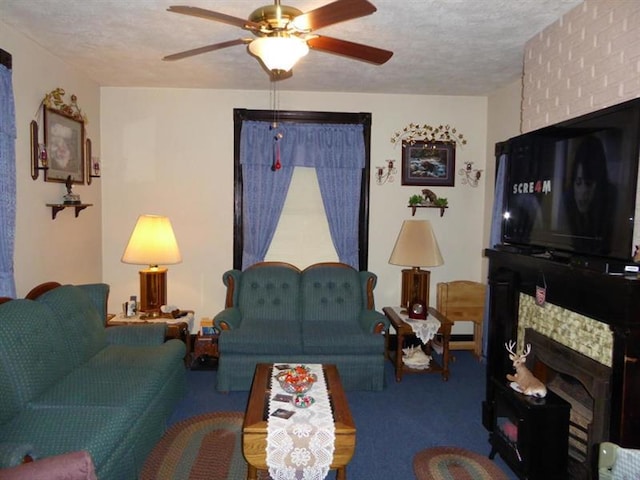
left=222, top=270, right=242, bottom=307
left=359, top=309, right=389, bottom=334
left=0, top=450, right=96, bottom=480
left=105, top=323, right=166, bottom=345
left=215, top=308, right=242, bottom=330
left=0, top=443, right=38, bottom=469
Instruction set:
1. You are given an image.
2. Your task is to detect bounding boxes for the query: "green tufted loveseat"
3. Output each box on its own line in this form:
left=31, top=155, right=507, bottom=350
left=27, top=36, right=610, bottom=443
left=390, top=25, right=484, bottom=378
left=215, top=262, right=389, bottom=391
left=0, top=283, right=186, bottom=480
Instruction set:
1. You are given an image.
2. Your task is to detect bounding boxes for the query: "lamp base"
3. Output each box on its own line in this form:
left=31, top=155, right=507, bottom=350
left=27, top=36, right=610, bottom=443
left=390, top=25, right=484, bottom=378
left=139, top=267, right=167, bottom=314
left=400, top=268, right=431, bottom=310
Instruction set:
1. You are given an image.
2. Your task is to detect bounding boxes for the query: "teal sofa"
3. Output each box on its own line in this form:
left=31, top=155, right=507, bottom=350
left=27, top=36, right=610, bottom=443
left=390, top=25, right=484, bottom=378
left=215, top=262, right=389, bottom=391
left=0, top=283, right=186, bottom=480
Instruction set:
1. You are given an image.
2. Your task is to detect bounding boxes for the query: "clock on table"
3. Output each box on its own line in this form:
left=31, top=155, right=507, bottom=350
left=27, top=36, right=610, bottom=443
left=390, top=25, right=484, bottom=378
left=408, top=298, right=427, bottom=320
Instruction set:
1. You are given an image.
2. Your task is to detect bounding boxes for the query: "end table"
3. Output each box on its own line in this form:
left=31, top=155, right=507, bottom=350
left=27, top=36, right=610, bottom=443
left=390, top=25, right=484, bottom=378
left=191, top=333, right=219, bottom=369
left=383, top=306, right=453, bottom=382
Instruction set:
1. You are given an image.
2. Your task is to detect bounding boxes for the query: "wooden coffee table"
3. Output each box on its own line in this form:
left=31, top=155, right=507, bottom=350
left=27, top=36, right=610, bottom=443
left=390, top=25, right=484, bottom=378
left=243, top=363, right=356, bottom=480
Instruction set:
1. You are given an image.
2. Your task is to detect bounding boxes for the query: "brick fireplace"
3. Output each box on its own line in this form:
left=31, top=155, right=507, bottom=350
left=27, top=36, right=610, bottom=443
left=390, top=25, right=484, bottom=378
left=484, top=249, right=640, bottom=480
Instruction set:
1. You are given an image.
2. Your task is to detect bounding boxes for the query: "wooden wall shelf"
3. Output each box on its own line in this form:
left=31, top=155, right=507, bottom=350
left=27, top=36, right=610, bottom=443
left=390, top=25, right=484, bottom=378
left=409, top=205, right=448, bottom=217
left=46, top=203, right=93, bottom=220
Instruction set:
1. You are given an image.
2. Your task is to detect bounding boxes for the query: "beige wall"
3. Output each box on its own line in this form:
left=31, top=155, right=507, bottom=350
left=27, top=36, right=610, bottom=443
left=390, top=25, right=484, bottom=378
left=101, top=88, right=490, bottom=324
left=523, top=0, right=640, bottom=131
left=18, top=0, right=631, bottom=323
left=0, top=21, right=102, bottom=296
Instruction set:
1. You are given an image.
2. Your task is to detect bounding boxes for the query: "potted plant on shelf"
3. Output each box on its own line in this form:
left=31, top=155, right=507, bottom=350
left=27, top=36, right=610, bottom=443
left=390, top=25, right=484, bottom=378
left=408, top=194, right=423, bottom=206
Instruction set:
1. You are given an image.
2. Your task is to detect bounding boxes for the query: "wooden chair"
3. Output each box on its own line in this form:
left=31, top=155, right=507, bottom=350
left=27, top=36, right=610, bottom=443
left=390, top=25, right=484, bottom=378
left=436, top=280, right=486, bottom=359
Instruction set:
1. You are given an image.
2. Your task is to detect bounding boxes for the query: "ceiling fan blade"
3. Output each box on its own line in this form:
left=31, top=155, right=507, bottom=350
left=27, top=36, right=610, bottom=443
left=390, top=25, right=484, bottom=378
left=167, top=6, right=261, bottom=31
left=307, top=36, right=393, bottom=65
left=163, top=39, right=250, bottom=61
left=293, top=0, right=376, bottom=31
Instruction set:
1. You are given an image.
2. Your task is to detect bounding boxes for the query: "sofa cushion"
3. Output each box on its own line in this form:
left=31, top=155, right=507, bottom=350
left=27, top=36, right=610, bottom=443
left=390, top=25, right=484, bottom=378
left=302, top=323, right=384, bottom=354
left=237, top=265, right=301, bottom=326
left=218, top=322, right=303, bottom=354
left=35, top=285, right=106, bottom=368
left=0, top=300, right=74, bottom=426
left=87, top=340, right=185, bottom=370
left=301, top=265, right=364, bottom=324
left=31, top=342, right=185, bottom=410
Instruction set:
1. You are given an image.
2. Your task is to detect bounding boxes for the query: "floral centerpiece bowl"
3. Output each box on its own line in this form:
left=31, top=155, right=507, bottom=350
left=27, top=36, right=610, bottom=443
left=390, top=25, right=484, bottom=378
left=277, top=365, right=317, bottom=394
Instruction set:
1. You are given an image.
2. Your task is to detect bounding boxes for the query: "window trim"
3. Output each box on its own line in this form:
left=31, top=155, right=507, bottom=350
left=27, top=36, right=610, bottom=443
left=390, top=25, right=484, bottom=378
left=233, top=109, right=371, bottom=270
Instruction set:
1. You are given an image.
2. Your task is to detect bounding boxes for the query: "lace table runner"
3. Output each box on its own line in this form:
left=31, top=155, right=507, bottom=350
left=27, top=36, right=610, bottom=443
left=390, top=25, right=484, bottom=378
left=267, top=364, right=335, bottom=480
left=391, top=306, right=440, bottom=343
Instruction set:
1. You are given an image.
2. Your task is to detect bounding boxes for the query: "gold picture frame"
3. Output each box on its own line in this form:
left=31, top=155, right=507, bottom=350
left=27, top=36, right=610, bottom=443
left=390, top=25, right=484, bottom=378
left=43, top=107, right=85, bottom=184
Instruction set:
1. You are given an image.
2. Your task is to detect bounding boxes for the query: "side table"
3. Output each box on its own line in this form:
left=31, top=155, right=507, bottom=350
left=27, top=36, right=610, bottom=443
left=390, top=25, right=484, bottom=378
left=190, top=333, right=219, bottom=369
left=383, top=306, right=453, bottom=382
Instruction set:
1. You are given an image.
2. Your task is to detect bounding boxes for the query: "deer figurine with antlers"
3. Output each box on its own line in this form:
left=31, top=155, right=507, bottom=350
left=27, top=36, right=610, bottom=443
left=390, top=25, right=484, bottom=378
left=505, top=340, right=547, bottom=398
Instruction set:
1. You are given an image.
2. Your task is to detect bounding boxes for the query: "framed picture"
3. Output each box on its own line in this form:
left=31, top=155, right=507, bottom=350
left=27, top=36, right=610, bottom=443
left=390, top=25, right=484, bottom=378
left=401, top=140, right=456, bottom=187
left=44, top=107, right=85, bottom=184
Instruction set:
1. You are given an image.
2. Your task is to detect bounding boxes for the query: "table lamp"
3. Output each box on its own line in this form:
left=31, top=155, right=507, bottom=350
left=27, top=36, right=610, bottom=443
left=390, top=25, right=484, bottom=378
left=121, top=214, right=182, bottom=316
left=389, top=219, right=444, bottom=316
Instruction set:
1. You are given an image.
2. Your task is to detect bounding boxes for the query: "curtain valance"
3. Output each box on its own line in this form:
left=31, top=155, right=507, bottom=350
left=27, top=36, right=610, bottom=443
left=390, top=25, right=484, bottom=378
left=240, top=121, right=365, bottom=169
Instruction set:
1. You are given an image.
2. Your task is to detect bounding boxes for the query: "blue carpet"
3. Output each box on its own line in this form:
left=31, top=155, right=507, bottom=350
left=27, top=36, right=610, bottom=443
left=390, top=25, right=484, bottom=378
left=168, top=352, right=517, bottom=479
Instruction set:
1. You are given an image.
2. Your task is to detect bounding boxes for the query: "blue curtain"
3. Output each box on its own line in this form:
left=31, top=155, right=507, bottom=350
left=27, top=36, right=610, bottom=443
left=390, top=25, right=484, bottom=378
left=240, top=121, right=364, bottom=269
left=482, top=153, right=507, bottom=360
left=316, top=166, right=362, bottom=268
left=0, top=63, right=16, bottom=298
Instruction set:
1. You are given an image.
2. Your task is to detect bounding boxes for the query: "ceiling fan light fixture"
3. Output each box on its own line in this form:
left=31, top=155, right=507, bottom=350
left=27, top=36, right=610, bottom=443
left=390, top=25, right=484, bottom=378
left=249, top=35, right=309, bottom=72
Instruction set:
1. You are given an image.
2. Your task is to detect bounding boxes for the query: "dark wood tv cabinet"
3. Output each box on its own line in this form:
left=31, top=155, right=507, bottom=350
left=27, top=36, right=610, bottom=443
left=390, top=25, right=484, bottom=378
left=489, top=378, right=570, bottom=480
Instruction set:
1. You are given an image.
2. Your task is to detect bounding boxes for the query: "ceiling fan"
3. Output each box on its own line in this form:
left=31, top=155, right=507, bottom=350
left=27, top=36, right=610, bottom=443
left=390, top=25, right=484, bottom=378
left=163, top=0, right=393, bottom=78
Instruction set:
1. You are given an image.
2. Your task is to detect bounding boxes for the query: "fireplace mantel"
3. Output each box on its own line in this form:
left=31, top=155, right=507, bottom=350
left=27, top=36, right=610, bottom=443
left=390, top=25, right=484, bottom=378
left=485, top=248, right=640, bottom=328
left=483, top=248, right=640, bottom=478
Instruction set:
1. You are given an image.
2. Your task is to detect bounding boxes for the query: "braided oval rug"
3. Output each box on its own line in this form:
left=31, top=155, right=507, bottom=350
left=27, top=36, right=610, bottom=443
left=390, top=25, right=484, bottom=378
left=142, top=411, right=272, bottom=480
left=413, top=446, right=509, bottom=480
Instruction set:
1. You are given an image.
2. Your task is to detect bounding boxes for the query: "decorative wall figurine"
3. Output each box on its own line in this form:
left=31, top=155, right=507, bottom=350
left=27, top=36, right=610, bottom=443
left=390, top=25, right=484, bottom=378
left=376, top=159, right=396, bottom=185
left=459, top=161, right=483, bottom=187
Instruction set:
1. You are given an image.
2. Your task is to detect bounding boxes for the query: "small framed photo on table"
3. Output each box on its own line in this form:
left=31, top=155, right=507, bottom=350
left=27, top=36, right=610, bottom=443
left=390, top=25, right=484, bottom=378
left=44, top=107, right=85, bottom=184
left=401, top=140, right=456, bottom=187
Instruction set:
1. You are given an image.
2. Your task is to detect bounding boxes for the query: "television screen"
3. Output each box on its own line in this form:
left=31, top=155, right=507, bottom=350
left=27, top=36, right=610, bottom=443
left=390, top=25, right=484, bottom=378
left=502, top=99, right=640, bottom=261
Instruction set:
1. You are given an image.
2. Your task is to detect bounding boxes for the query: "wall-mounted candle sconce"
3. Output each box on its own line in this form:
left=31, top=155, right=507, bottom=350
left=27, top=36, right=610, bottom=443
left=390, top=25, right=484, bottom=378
left=30, top=120, right=49, bottom=180
left=86, top=138, right=100, bottom=185
left=459, top=161, right=482, bottom=187
left=376, top=159, right=396, bottom=185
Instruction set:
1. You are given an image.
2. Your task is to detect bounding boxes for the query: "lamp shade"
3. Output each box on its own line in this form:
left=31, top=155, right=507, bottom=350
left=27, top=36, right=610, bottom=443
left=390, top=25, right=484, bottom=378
left=389, top=220, right=444, bottom=268
left=121, top=215, right=182, bottom=266
left=248, top=35, right=309, bottom=72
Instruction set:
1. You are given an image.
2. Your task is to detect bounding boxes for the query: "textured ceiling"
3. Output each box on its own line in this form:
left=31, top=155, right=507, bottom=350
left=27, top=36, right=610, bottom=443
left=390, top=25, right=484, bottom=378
left=0, top=0, right=583, bottom=95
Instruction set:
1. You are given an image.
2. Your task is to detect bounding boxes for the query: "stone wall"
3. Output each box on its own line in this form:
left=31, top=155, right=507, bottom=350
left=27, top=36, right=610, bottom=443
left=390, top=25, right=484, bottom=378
left=517, top=293, right=612, bottom=367
left=522, top=0, right=640, bottom=132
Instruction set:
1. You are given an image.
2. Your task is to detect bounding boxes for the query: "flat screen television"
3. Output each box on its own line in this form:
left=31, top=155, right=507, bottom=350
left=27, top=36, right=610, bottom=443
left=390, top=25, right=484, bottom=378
left=501, top=98, right=640, bottom=262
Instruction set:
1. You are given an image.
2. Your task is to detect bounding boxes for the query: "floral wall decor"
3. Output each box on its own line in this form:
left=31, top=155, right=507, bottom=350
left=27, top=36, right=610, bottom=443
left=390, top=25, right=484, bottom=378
left=390, top=123, right=467, bottom=147
left=42, top=87, right=88, bottom=124
left=391, top=124, right=467, bottom=187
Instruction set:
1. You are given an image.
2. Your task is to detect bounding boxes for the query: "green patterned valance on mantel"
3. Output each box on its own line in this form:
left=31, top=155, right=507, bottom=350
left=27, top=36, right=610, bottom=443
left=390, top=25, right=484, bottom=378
left=517, top=293, right=613, bottom=367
